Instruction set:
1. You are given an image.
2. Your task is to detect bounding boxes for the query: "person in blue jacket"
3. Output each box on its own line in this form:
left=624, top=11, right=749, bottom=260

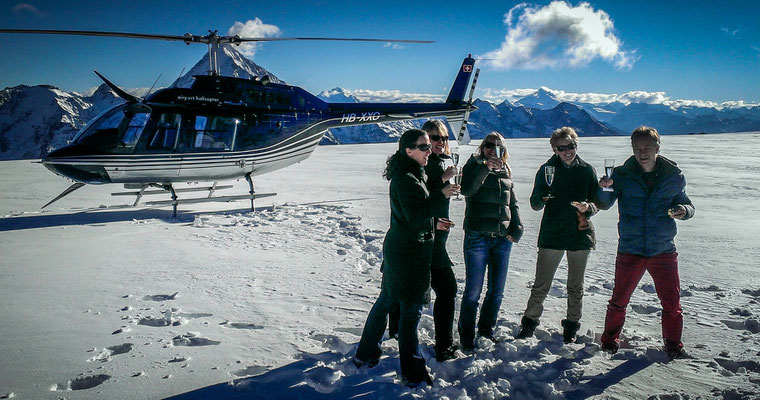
left=596, top=126, right=695, bottom=358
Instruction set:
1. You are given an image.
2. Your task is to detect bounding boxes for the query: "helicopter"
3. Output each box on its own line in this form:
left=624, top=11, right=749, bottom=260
left=0, top=29, right=479, bottom=217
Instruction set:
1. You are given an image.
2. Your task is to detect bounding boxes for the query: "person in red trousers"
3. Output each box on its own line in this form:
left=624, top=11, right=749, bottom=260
left=596, top=126, right=695, bottom=358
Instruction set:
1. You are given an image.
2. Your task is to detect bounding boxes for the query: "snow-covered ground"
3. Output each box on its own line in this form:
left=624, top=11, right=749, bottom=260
left=1, top=133, right=759, bottom=399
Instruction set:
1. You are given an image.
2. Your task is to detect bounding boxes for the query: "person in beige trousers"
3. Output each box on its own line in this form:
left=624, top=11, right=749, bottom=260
left=516, top=127, right=599, bottom=343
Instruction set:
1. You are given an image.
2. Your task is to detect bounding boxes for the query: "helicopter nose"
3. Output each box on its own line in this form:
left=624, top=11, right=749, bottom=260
left=43, top=145, right=112, bottom=184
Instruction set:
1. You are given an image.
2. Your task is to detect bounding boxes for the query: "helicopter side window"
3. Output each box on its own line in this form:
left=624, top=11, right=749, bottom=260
left=122, top=113, right=150, bottom=146
left=191, top=115, right=239, bottom=151
left=147, top=113, right=182, bottom=150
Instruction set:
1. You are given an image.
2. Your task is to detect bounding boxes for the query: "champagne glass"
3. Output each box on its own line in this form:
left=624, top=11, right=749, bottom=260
left=603, top=158, right=615, bottom=192
left=451, top=153, right=459, bottom=168
left=451, top=153, right=462, bottom=200
left=544, top=165, right=555, bottom=199
left=495, top=145, right=504, bottom=172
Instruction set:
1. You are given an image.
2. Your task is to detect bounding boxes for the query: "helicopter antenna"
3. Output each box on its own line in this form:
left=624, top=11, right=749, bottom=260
left=145, top=73, right=162, bottom=97
left=172, top=67, right=186, bottom=88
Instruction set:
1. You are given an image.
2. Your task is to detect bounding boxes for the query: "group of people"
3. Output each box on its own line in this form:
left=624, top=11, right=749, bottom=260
left=353, top=122, right=695, bottom=387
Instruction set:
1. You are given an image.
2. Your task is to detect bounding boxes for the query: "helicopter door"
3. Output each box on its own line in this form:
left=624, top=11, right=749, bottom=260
left=123, top=112, right=183, bottom=180
left=177, top=115, right=243, bottom=180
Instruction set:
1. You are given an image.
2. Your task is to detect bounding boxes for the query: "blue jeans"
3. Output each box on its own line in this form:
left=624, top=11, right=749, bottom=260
left=355, top=285, right=428, bottom=381
left=458, top=231, right=513, bottom=347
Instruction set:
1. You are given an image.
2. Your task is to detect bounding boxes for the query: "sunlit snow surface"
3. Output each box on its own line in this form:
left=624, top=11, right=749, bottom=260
left=1, top=134, right=759, bottom=399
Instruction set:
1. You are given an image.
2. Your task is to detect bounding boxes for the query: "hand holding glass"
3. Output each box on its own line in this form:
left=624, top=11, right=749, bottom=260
left=544, top=165, right=555, bottom=199
left=453, top=167, right=462, bottom=200
left=602, top=158, right=615, bottom=192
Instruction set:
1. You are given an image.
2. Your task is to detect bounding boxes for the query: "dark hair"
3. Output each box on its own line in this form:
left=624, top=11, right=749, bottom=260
left=631, top=126, right=661, bottom=149
left=383, top=129, right=427, bottom=181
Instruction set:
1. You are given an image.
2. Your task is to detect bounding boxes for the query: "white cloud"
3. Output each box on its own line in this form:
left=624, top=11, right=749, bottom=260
left=13, top=3, right=45, bottom=16
left=479, top=1, right=636, bottom=71
left=383, top=42, right=404, bottom=50
left=721, top=27, right=740, bottom=37
left=227, top=18, right=281, bottom=58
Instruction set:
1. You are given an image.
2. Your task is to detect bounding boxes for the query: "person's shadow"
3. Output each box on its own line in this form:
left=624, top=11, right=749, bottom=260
left=164, top=348, right=418, bottom=400
left=564, top=352, right=656, bottom=399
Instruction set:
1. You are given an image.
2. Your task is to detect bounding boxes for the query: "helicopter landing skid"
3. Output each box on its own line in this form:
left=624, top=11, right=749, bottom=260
left=111, top=182, right=275, bottom=219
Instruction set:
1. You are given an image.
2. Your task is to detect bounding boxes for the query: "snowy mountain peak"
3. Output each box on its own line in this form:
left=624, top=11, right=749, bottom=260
left=516, top=87, right=560, bottom=110
left=171, top=44, right=282, bottom=88
left=317, top=87, right=360, bottom=103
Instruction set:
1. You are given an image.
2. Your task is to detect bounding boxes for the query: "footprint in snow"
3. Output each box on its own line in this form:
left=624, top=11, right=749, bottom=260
left=720, top=319, right=760, bottom=333
left=172, top=332, right=221, bottom=346
left=145, top=292, right=179, bottom=301
left=688, top=284, right=723, bottom=292
left=87, top=343, right=133, bottom=362
left=714, top=358, right=760, bottom=373
left=53, top=374, right=110, bottom=391
left=309, top=333, right=354, bottom=354
left=232, top=365, right=269, bottom=377
left=631, top=304, right=661, bottom=314
left=219, top=321, right=264, bottom=330
left=640, top=284, right=657, bottom=293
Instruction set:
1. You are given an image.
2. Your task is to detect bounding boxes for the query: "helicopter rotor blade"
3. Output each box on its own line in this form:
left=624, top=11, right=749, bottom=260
left=0, top=29, right=433, bottom=44
left=234, top=37, right=433, bottom=43
left=0, top=29, right=191, bottom=42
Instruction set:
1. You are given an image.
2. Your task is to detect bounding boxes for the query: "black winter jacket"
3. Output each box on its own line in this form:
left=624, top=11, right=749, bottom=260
left=531, top=154, right=599, bottom=251
left=382, top=156, right=443, bottom=303
left=460, top=154, right=523, bottom=242
left=424, top=153, right=454, bottom=269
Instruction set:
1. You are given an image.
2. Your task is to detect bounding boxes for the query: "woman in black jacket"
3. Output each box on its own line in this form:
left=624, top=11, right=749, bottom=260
left=354, top=129, right=458, bottom=387
left=516, top=127, right=599, bottom=343
left=458, top=132, right=523, bottom=350
left=420, top=119, right=459, bottom=361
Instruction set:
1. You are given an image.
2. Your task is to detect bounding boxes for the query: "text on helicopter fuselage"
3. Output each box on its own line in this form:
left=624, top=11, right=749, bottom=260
left=340, top=112, right=381, bottom=123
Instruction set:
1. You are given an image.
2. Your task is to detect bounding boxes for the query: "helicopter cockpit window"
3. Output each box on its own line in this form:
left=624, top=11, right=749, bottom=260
left=73, top=103, right=151, bottom=153
left=191, top=115, right=239, bottom=151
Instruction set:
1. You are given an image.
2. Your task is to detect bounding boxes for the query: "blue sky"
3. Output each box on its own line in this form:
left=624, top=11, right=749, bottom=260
left=1, top=0, right=759, bottom=107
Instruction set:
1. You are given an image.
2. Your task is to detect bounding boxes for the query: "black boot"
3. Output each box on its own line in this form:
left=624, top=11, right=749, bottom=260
left=561, top=319, right=581, bottom=344
left=516, top=316, right=539, bottom=339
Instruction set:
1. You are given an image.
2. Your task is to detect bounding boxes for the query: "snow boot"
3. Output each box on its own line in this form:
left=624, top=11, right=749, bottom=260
left=516, top=316, right=539, bottom=339
left=561, top=319, right=581, bottom=344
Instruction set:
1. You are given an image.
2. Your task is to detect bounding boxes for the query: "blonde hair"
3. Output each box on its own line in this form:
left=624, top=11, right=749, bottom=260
left=475, top=132, right=512, bottom=177
left=421, top=119, right=451, bottom=156
left=550, top=126, right=579, bottom=147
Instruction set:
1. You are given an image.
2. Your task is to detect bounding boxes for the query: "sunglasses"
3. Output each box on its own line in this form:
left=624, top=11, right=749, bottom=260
left=412, top=143, right=432, bottom=152
left=483, top=142, right=503, bottom=149
left=430, top=134, right=448, bottom=142
left=555, top=143, right=577, bottom=152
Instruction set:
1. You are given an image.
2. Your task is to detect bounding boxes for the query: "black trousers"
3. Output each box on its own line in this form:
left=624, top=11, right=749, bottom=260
left=389, top=265, right=458, bottom=351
